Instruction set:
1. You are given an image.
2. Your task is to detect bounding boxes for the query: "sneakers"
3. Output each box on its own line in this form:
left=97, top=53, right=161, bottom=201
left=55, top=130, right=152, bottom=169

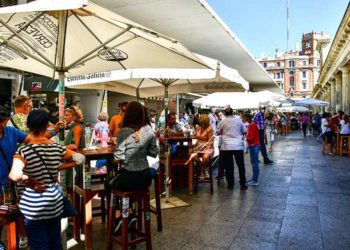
left=113, top=214, right=138, bottom=235
left=19, top=237, right=28, bottom=249
left=113, top=216, right=123, bottom=235
left=240, top=185, right=248, bottom=190
left=264, top=159, right=274, bottom=165
left=128, top=213, right=138, bottom=230
left=247, top=181, right=259, bottom=186
left=0, top=241, right=5, bottom=250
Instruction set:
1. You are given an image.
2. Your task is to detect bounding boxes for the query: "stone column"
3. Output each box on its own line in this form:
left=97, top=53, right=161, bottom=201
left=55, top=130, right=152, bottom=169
left=330, top=79, right=336, bottom=112
left=324, top=85, right=330, bottom=112
left=320, top=90, right=325, bottom=113
left=340, top=65, right=350, bottom=114
left=335, top=73, right=342, bottom=112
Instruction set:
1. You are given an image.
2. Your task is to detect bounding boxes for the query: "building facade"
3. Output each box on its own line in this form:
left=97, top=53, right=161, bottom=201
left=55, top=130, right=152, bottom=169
left=258, top=32, right=330, bottom=98
left=312, top=3, right=350, bottom=114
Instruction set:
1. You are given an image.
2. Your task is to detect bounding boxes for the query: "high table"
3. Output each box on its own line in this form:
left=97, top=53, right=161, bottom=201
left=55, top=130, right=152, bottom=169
left=74, top=147, right=115, bottom=250
left=163, top=136, right=194, bottom=195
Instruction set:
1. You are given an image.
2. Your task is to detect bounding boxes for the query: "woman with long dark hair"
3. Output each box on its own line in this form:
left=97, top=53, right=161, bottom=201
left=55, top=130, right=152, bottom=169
left=109, top=101, right=159, bottom=234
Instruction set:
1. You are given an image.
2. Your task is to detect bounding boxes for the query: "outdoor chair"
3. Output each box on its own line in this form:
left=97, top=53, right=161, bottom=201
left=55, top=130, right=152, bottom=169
left=338, top=135, right=350, bottom=157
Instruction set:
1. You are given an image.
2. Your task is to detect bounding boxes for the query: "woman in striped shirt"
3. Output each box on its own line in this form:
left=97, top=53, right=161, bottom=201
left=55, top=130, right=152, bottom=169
left=9, top=110, right=85, bottom=250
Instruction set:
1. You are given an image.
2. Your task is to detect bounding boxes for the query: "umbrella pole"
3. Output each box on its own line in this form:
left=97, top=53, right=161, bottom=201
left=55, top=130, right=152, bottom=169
left=164, top=84, right=170, bottom=202
left=58, top=71, right=65, bottom=145
left=56, top=10, right=68, bottom=145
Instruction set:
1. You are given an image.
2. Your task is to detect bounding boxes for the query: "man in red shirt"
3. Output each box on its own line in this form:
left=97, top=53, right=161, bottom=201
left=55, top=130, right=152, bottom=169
left=246, top=114, right=260, bottom=186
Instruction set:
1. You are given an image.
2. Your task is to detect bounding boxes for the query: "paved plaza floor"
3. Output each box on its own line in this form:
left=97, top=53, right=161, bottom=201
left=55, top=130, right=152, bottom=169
left=2, top=131, right=348, bottom=249
left=70, top=131, right=350, bottom=250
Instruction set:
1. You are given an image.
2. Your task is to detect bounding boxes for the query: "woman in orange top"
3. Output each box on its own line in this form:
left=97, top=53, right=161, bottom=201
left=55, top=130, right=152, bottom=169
left=193, top=114, right=214, bottom=178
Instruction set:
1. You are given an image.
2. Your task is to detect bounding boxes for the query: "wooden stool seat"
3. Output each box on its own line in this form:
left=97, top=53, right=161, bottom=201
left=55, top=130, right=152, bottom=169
left=107, top=189, right=152, bottom=250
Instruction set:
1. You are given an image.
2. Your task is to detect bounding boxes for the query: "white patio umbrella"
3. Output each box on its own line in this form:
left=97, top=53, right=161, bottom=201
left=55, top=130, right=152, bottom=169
left=0, top=0, right=209, bottom=125
left=64, top=53, right=249, bottom=98
left=193, top=90, right=284, bottom=110
left=292, top=98, right=329, bottom=107
left=277, top=105, right=309, bottom=113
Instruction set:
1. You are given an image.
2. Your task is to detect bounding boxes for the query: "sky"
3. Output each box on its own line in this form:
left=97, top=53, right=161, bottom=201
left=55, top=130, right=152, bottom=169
left=206, top=0, right=349, bottom=58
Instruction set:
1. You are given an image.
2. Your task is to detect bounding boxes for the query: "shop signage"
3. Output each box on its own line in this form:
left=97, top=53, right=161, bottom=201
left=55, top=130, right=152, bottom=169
left=98, top=48, right=128, bottom=61
left=203, top=83, right=244, bottom=91
left=31, top=82, right=42, bottom=91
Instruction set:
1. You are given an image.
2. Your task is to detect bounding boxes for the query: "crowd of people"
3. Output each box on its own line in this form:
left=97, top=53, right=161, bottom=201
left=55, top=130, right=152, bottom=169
left=1, top=94, right=350, bottom=249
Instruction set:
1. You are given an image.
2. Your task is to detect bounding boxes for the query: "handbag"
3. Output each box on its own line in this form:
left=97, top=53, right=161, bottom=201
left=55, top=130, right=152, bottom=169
left=27, top=145, right=78, bottom=218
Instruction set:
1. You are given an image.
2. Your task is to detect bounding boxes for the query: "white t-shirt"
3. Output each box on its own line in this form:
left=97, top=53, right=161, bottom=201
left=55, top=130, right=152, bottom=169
left=340, top=122, right=350, bottom=135
left=321, top=118, right=330, bottom=134
left=217, top=116, right=247, bottom=150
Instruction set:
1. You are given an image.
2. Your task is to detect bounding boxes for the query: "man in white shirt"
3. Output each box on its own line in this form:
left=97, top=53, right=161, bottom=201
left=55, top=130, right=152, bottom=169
left=217, top=107, right=248, bottom=190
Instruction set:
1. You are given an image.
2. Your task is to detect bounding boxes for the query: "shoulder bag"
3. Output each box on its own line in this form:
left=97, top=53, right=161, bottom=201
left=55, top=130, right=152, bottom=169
left=27, top=144, right=78, bottom=218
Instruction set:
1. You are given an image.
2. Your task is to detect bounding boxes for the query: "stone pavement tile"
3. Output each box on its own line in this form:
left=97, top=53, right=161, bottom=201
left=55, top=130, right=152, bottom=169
left=236, top=219, right=281, bottom=243
left=289, top=178, right=315, bottom=187
left=258, top=186, right=289, bottom=199
left=293, top=158, right=311, bottom=163
left=288, top=185, right=315, bottom=195
left=210, top=200, right=255, bottom=219
left=254, top=197, right=287, bottom=210
left=271, top=168, right=293, bottom=175
left=187, top=224, right=241, bottom=248
left=277, top=230, right=323, bottom=250
left=291, top=171, right=313, bottom=180
left=275, top=159, right=294, bottom=165
left=314, top=182, right=344, bottom=194
left=278, top=205, right=323, bottom=250
left=205, top=212, right=246, bottom=228
left=286, top=193, right=317, bottom=207
left=319, top=213, right=350, bottom=249
left=182, top=243, right=228, bottom=250
left=292, top=162, right=312, bottom=168
left=282, top=205, right=321, bottom=233
left=229, top=238, right=276, bottom=250
left=246, top=206, right=285, bottom=224
left=152, top=226, right=194, bottom=249
left=317, top=193, right=350, bottom=216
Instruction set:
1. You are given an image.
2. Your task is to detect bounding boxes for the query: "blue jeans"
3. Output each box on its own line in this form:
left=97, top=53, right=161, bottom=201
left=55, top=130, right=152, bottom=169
left=249, top=145, right=260, bottom=182
left=258, top=129, right=269, bottom=161
left=24, top=217, right=62, bottom=250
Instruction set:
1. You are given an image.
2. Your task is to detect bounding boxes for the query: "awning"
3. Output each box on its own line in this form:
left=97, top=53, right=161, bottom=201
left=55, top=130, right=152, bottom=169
left=94, top=0, right=280, bottom=93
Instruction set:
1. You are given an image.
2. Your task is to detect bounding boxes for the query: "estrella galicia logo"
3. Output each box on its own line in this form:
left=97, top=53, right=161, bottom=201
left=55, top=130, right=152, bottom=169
left=98, top=48, right=128, bottom=62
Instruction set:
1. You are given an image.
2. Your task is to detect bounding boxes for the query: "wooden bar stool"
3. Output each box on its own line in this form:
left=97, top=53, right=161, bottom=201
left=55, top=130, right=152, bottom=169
left=107, top=189, right=152, bottom=250
left=338, top=135, right=350, bottom=157
left=0, top=205, right=21, bottom=250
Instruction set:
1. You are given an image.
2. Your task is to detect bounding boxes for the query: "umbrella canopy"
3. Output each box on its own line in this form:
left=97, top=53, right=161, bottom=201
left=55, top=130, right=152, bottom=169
left=0, top=1, right=209, bottom=78
left=292, top=98, right=329, bottom=107
left=193, top=90, right=284, bottom=109
left=64, top=53, right=249, bottom=97
left=0, top=0, right=209, bottom=124
left=277, top=105, right=309, bottom=113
